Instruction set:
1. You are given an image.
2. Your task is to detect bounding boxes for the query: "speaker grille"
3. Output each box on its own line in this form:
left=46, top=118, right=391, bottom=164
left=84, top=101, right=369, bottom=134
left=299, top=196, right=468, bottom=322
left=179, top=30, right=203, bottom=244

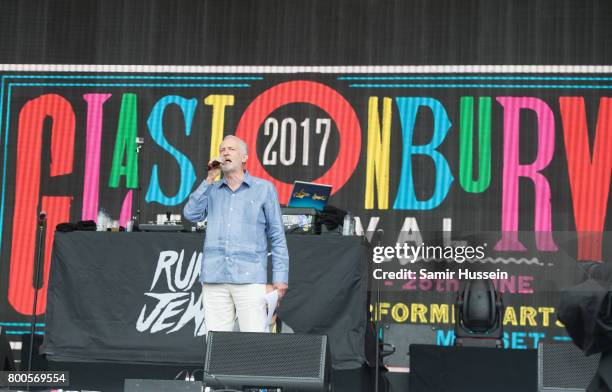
left=539, top=342, right=600, bottom=390
left=206, top=332, right=325, bottom=379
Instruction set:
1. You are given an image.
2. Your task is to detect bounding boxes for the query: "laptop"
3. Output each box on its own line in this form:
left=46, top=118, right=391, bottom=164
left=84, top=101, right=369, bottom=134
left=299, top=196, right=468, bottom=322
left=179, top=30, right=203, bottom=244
left=287, top=181, right=332, bottom=211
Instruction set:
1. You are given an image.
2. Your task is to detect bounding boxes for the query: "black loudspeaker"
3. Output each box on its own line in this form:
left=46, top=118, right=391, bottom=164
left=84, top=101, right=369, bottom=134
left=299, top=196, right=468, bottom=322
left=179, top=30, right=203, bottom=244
left=409, top=344, right=537, bottom=392
left=538, top=342, right=600, bottom=392
left=124, top=379, right=202, bottom=392
left=204, top=332, right=331, bottom=392
left=0, top=327, right=15, bottom=371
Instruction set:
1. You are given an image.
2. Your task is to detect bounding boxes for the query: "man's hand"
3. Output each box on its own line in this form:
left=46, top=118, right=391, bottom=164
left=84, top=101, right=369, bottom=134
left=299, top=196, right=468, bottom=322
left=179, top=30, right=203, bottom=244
left=206, top=157, right=222, bottom=183
left=273, top=282, right=288, bottom=299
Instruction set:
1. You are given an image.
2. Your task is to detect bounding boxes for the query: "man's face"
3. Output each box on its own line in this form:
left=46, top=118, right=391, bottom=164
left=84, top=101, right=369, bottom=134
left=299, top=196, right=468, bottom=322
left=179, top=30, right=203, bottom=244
left=219, top=137, right=247, bottom=173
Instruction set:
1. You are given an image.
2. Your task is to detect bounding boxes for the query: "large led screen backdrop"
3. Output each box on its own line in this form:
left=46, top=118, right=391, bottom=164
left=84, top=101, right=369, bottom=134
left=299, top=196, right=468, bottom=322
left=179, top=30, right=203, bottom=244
left=0, top=64, right=610, bottom=351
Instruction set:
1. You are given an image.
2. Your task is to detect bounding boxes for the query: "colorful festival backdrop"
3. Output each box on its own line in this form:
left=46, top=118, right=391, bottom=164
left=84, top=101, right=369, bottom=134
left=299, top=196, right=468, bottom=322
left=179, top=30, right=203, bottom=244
left=0, top=65, right=610, bottom=352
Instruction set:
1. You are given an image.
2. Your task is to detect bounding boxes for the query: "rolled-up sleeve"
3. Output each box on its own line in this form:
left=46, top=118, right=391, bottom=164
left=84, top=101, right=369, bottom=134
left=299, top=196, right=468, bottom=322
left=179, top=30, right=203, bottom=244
left=264, top=184, right=289, bottom=284
left=183, top=180, right=213, bottom=222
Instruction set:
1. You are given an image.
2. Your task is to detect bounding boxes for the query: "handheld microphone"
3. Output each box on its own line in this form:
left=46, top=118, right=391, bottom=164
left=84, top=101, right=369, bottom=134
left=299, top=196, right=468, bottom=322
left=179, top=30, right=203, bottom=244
left=207, top=160, right=222, bottom=171
left=38, top=211, right=47, bottom=223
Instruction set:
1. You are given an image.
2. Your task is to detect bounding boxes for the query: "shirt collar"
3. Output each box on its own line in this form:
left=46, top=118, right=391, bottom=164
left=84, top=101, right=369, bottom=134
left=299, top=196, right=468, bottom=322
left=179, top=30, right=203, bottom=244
left=218, top=170, right=252, bottom=188
left=242, top=171, right=253, bottom=186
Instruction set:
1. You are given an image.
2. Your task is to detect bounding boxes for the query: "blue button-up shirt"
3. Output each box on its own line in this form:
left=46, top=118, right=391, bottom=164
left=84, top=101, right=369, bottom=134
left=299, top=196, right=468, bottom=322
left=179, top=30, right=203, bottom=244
left=183, top=171, right=289, bottom=284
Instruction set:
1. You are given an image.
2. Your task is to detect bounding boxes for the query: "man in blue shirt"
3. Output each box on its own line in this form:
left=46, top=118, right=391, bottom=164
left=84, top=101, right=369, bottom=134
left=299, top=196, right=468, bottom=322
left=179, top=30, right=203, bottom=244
left=183, top=135, right=289, bottom=333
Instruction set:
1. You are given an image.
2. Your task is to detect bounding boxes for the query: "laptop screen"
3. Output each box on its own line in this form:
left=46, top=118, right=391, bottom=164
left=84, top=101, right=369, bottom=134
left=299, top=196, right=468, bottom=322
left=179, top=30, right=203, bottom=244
left=287, top=181, right=332, bottom=211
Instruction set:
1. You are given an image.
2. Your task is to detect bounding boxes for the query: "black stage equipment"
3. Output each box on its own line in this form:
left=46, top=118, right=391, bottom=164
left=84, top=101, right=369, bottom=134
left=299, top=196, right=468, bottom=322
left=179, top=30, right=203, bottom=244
left=204, top=331, right=331, bottom=392
left=409, top=344, right=537, bottom=392
left=281, top=207, right=318, bottom=234
left=558, top=261, right=612, bottom=392
left=454, top=279, right=503, bottom=348
left=20, top=334, right=46, bottom=372
left=538, top=341, right=600, bottom=392
left=133, top=136, right=144, bottom=227
left=137, top=223, right=184, bottom=232
left=124, top=379, right=202, bottom=392
left=382, top=324, right=436, bottom=369
left=25, top=210, right=47, bottom=390
left=0, top=327, right=15, bottom=371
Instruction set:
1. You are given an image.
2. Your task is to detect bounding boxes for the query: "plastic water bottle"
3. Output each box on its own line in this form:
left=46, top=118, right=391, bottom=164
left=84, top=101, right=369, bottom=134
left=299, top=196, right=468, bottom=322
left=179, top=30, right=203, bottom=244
left=96, top=209, right=105, bottom=231
left=342, top=212, right=353, bottom=235
left=96, top=208, right=111, bottom=231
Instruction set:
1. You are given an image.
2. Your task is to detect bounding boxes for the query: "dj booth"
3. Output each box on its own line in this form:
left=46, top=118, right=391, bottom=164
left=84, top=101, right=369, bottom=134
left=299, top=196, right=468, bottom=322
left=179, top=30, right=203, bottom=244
left=42, top=232, right=370, bottom=370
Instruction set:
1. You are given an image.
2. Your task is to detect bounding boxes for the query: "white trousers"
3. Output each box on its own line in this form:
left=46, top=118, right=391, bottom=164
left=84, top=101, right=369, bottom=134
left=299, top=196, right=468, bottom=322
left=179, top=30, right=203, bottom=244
left=202, top=283, right=267, bottom=333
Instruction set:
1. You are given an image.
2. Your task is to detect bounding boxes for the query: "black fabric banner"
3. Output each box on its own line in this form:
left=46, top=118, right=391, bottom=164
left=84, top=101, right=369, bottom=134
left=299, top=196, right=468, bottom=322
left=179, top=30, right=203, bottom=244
left=42, top=231, right=369, bottom=369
